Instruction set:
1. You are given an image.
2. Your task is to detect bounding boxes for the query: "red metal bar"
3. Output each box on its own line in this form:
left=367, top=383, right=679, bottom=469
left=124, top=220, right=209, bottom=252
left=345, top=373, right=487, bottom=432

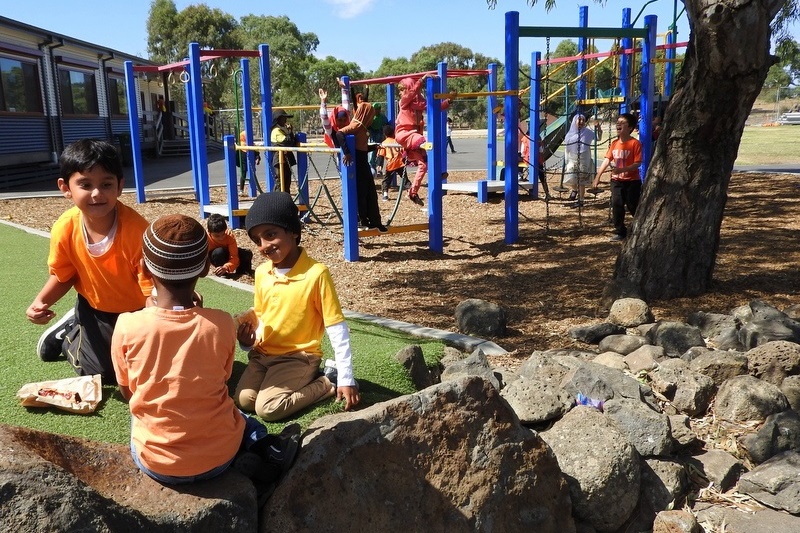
left=132, top=49, right=261, bottom=73
left=350, top=69, right=490, bottom=85
left=536, top=41, right=688, bottom=66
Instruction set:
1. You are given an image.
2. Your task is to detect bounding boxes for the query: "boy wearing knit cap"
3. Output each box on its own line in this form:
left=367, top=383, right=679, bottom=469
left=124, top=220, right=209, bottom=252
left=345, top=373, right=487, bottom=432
left=111, top=214, right=300, bottom=493
left=235, top=192, right=360, bottom=421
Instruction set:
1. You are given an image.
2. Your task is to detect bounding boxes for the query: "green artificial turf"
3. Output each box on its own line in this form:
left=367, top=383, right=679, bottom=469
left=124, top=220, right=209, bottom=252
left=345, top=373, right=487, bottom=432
left=0, top=222, right=445, bottom=443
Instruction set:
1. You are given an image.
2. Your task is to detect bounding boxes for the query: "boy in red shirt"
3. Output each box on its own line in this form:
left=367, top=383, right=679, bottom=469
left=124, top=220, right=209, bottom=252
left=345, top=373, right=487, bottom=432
left=27, top=139, right=153, bottom=384
left=593, top=113, right=643, bottom=241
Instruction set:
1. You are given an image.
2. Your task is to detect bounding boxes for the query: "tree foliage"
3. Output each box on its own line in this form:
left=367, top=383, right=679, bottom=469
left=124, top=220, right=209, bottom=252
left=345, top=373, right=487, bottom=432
left=146, top=0, right=240, bottom=109
left=235, top=15, right=319, bottom=107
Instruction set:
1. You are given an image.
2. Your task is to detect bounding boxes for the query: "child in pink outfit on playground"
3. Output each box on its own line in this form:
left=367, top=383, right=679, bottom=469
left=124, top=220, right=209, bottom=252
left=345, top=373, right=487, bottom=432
left=395, top=74, right=450, bottom=206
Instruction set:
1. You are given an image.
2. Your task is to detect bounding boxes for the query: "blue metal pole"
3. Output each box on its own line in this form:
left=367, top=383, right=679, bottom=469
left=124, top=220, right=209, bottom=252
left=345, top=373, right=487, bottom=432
left=620, top=8, right=632, bottom=114
left=427, top=76, right=443, bottom=254
left=487, top=63, right=498, bottom=181
left=223, top=135, right=241, bottom=229
left=124, top=61, right=145, bottom=203
left=187, top=43, right=210, bottom=214
left=240, top=58, right=258, bottom=197
left=341, top=135, right=359, bottom=261
left=296, top=131, right=309, bottom=213
left=665, top=29, right=675, bottom=97
left=504, top=10, right=520, bottom=245
left=258, top=44, right=274, bottom=192
left=577, top=6, right=588, bottom=106
left=639, top=15, right=657, bottom=181
left=386, top=84, right=396, bottom=127
left=530, top=52, right=542, bottom=197
left=437, top=61, right=448, bottom=180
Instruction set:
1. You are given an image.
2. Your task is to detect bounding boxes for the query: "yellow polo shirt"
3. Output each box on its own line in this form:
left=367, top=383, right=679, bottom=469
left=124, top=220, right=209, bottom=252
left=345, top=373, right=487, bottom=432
left=253, top=248, right=345, bottom=356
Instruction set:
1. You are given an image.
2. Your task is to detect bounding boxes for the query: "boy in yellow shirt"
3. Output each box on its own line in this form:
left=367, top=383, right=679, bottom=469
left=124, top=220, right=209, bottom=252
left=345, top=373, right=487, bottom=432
left=26, top=139, right=152, bottom=384
left=235, top=192, right=360, bottom=421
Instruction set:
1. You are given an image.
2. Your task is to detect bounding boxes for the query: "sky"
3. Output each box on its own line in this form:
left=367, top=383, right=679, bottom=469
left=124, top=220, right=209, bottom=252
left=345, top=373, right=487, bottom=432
left=3, top=0, right=699, bottom=72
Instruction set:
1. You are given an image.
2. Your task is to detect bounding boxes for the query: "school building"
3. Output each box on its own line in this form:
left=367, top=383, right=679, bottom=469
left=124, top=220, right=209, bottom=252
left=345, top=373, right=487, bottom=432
left=0, top=16, right=166, bottom=188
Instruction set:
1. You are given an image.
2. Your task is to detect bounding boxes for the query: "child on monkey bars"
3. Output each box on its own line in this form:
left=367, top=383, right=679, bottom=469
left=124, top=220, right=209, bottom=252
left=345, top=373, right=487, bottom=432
left=395, top=73, right=450, bottom=206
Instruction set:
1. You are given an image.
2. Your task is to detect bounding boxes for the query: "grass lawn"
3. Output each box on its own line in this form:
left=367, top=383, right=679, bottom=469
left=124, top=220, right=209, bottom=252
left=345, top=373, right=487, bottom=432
left=736, top=124, right=800, bottom=166
left=0, top=222, right=446, bottom=443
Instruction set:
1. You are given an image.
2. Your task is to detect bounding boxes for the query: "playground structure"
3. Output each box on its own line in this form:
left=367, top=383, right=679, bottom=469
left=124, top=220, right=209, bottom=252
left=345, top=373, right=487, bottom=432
left=127, top=45, right=449, bottom=261
left=121, top=6, right=686, bottom=260
left=497, top=6, right=687, bottom=245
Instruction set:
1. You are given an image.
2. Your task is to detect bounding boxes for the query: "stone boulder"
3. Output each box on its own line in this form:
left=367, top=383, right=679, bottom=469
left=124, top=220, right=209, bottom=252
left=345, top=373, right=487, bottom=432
left=440, top=348, right=500, bottom=389
left=608, top=298, right=654, bottom=327
left=714, top=375, right=789, bottom=423
left=745, top=340, right=800, bottom=386
left=737, top=451, right=800, bottom=515
left=541, top=406, right=640, bottom=532
left=0, top=425, right=256, bottom=532
left=454, top=298, right=507, bottom=337
left=500, top=374, right=574, bottom=425
left=568, top=322, right=625, bottom=344
left=646, top=321, right=706, bottom=358
left=736, top=300, right=800, bottom=348
left=264, top=377, right=575, bottom=533
left=740, top=410, right=800, bottom=465
left=688, top=350, right=748, bottom=386
left=605, top=398, right=672, bottom=457
left=598, top=333, right=648, bottom=355
left=395, top=345, right=436, bottom=390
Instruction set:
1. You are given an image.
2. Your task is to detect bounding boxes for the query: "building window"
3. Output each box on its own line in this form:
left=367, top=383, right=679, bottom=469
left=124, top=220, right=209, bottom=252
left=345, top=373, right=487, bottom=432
left=0, top=56, right=43, bottom=113
left=58, top=69, right=98, bottom=115
left=108, top=77, right=127, bottom=116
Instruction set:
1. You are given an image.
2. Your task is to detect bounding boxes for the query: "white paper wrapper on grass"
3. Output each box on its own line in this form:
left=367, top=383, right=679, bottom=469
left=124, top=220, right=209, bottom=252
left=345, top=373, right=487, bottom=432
left=16, top=374, right=102, bottom=414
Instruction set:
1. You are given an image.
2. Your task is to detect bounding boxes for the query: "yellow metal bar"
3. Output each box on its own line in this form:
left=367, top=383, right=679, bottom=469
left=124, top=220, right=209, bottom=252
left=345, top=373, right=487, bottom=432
left=575, top=96, right=626, bottom=106
left=271, top=104, right=320, bottom=111
left=235, top=144, right=339, bottom=154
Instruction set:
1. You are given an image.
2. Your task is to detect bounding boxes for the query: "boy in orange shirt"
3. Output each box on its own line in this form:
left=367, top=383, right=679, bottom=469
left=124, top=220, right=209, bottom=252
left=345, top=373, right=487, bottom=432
left=26, top=139, right=152, bottom=384
left=593, top=113, right=643, bottom=241
left=111, top=214, right=300, bottom=494
left=206, top=213, right=252, bottom=277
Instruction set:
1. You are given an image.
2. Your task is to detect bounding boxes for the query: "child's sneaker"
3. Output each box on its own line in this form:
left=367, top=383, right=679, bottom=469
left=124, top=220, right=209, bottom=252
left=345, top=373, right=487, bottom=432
left=232, top=452, right=281, bottom=506
left=37, top=308, right=75, bottom=362
left=408, top=192, right=424, bottom=206
left=323, top=359, right=338, bottom=384
left=382, top=192, right=389, bottom=201
left=252, top=423, right=302, bottom=475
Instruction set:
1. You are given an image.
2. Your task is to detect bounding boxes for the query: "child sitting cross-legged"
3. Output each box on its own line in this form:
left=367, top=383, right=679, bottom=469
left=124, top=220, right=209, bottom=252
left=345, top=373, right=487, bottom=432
left=111, top=214, right=300, bottom=500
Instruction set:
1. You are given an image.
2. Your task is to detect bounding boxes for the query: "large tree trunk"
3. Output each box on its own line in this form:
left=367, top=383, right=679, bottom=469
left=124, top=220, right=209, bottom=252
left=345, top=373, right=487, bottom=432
left=614, top=0, right=784, bottom=299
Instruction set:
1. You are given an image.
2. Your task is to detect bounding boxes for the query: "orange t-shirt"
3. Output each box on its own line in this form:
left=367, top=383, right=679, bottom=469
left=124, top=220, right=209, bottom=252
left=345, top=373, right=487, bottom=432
left=48, top=203, right=152, bottom=313
left=111, top=306, right=245, bottom=477
left=604, top=137, right=643, bottom=182
left=208, top=229, right=239, bottom=273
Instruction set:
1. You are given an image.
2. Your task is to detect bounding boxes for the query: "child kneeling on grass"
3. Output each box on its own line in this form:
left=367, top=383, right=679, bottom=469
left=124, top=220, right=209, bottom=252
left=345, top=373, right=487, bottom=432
left=27, top=139, right=152, bottom=384
left=111, top=214, right=299, bottom=498
left=234, top=192, right=360, bottom=421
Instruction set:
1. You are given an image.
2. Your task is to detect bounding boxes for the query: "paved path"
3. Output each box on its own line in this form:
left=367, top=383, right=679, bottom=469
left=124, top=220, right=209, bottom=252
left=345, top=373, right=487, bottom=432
left=1, top=136, right=795, bottom=200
